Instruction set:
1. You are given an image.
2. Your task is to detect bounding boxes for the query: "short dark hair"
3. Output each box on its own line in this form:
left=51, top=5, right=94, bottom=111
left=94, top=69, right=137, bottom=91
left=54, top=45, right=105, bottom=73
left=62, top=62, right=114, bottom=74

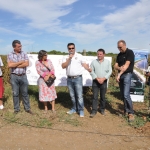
left=97, top=48, right=105, bottom=54
left=38, top=50, right=47, bottom=61
left=67, top=43, right=75, bottom=48
left=117, top=40, right=126, bottom=45
left=12, top=40, right=21, bottom=48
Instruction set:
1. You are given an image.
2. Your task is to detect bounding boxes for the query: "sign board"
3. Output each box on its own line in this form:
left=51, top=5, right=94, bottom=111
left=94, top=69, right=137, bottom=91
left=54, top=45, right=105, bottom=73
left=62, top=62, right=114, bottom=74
left=130, top=49, right=149, bottom=102
left=26, top=54, right=112, bottom=86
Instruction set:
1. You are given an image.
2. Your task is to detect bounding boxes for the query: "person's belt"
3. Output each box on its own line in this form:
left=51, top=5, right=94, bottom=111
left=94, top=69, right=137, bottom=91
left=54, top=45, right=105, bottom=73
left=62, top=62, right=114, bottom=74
left=68, top=75, right=82, bottom=79
left=124, top=72, right=132, bottom=74
left=11, top=73, right=25, bottom=76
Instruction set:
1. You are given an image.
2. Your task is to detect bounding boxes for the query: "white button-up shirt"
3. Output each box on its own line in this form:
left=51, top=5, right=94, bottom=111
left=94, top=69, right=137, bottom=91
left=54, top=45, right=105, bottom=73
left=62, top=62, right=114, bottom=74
left=62, top=52, right=86, bottom=76
left=0, top=57, right=4, bottom=76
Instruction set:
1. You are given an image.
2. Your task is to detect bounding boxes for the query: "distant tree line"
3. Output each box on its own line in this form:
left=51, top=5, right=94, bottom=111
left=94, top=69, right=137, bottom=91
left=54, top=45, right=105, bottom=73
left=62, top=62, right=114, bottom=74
left=31, top=50, right=67, bottom=55
left=30, top=50, right=117, bottom=57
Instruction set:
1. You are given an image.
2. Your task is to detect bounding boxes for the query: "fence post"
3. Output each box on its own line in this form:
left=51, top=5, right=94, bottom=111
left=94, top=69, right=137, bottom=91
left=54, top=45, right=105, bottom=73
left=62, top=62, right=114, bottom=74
left=83, top=49, right=86, bottom=56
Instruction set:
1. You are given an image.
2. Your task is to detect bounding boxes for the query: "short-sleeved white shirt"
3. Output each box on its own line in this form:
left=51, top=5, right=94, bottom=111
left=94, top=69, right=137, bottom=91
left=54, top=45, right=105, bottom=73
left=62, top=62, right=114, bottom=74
left=0, top=57, right=4, bottom=76
left=62, top=52, right=86, bottom=76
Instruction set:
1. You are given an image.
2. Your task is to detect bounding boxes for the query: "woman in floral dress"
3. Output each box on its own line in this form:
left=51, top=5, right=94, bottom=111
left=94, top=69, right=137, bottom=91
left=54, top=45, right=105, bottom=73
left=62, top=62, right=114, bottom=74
left=35, top=50, right=57, bottom=112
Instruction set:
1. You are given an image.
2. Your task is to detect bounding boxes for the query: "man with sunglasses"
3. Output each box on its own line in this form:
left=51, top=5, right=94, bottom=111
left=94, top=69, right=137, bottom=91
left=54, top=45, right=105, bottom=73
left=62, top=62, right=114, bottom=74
left=114, top=40, right=135, bottom=122
left=62, top=43, right=91, bottom=117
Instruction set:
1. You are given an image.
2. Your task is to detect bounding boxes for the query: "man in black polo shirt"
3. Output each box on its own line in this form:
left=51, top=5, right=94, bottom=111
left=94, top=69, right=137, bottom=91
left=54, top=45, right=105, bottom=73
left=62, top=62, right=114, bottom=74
left=114, top=40, right=134, bottom=122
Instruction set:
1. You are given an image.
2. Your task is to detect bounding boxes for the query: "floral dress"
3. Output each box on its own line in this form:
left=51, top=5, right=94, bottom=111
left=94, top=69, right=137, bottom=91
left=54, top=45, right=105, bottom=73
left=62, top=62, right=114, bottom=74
left=35, top=59, right=57, bottom=102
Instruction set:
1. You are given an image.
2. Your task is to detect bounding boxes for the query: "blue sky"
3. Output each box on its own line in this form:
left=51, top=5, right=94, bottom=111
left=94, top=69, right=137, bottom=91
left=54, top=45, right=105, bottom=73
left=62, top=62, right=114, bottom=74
left=0, top=0, right=150, bottom=54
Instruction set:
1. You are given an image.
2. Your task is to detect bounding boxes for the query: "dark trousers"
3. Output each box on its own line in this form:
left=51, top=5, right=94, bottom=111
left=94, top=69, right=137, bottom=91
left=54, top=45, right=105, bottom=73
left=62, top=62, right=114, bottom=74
left=92, top=80, right=107, bottom=114
left=10, top=74, right=30, bottom=112
left=119, top=73, right=134, bottom=114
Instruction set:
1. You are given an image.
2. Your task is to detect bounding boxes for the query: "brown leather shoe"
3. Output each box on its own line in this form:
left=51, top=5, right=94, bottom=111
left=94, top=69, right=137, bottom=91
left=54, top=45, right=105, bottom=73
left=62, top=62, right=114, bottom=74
left=128, top=114, right=134, bottom=122
left=26, top=110, right=33, bottom=115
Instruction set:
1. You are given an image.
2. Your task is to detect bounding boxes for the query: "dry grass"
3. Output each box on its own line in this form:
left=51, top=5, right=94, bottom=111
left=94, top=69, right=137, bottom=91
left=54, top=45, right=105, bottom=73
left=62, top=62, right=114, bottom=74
left=0, top=79, right=150, bottom=129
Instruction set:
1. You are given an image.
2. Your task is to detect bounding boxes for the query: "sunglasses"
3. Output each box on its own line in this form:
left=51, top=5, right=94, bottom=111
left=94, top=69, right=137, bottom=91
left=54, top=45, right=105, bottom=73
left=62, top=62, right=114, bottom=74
left=118, top=47, right=122, bottom=49
left=68, top=48, right=75, bottom=50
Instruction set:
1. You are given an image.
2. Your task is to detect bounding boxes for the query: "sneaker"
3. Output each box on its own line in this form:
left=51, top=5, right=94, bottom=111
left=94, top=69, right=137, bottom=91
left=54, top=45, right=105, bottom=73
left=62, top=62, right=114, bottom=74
left=66, top=109, right=76, bottom=115
left=79, top=111, right=84, bottom=117
left=0, top=105, right=4, bottom=110
left=128, top=114, right=134, bottom=122
left=90, top=113, right=96, bottom=118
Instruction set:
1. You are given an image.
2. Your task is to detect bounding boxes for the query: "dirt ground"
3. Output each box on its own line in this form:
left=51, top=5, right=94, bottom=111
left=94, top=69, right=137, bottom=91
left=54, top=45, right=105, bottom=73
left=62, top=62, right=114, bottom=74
left=0, top=109, right=150, bottom=150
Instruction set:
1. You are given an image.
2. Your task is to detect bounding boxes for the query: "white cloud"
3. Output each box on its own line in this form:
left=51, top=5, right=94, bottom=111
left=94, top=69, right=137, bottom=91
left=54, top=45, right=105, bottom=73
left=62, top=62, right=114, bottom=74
left=56, top=23, right=109, bottom=44
left=102, top=0, right=150, bottom=27
left=96, top=4, right=116, bottom=10
left=0, top=27, right=29, bottom=37
left=78, top=13, right=90, bottom=20
left=57, top=0, right=150, bottom=47
left=0, top=0, right=150, bottom=50
left=100, top=0, right=150, bottom=48
left=0, top=0, right=78, bottom=29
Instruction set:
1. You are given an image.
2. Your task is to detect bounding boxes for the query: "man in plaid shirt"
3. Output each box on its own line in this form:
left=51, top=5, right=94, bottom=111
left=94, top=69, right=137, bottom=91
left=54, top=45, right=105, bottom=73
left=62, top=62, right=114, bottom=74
left=7, top=40, right=33, bottom=114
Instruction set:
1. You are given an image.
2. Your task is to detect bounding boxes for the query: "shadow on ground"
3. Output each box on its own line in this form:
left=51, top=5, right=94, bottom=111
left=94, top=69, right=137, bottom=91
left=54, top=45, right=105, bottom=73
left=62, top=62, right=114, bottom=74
left=28, top=85, right=150, bottom=118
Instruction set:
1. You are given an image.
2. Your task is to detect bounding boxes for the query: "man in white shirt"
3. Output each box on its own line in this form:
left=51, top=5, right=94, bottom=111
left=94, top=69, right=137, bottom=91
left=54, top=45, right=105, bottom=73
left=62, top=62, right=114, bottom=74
left=0, top=56, right=4, bottom=110
left=62, top=43, right=91, bottom=117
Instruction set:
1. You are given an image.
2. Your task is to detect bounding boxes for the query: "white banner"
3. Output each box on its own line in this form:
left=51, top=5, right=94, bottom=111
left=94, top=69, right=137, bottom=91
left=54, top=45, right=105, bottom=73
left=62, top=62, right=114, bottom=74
left=27, top=54, right=112, bottom=86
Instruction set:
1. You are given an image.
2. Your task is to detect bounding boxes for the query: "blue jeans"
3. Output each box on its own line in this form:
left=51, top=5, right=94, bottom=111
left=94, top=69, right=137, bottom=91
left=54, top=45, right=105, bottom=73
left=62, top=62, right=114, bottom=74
left=92, top=80, right=107, bottom=113
left=10, top=74, right=30, bottom=111
left=119, top=73, right=134, bottom=114
left=67, top=76, right=84, bottom=112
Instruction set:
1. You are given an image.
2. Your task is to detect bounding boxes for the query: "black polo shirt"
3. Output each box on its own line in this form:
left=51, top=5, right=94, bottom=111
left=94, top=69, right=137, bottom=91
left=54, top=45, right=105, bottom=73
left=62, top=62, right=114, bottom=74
left=116, top=48, right=134, bottom=74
